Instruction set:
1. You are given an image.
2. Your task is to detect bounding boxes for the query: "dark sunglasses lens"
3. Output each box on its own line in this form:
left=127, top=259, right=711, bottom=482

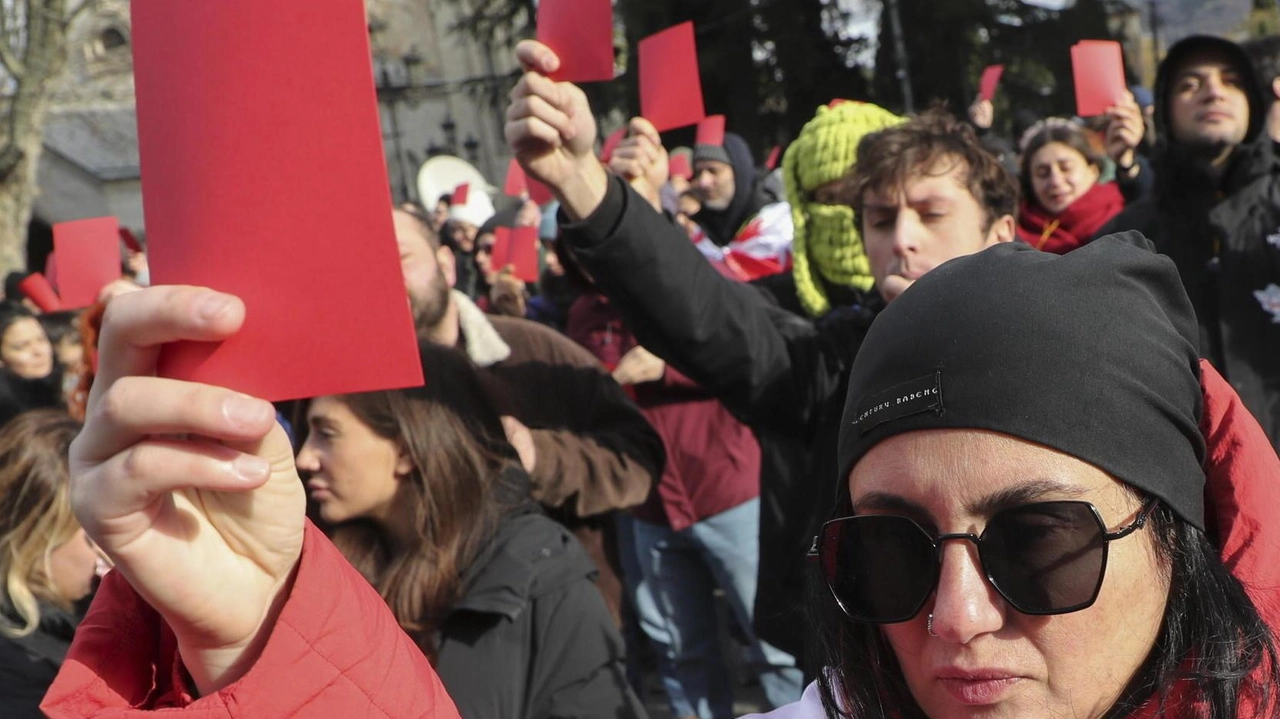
left=980, top=502, right=1107, bottom=614
left=822, top=515, right=937, bottom=622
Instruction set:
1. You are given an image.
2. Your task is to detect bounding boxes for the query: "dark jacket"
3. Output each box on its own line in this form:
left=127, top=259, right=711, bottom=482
left=1098, top=35, right=1280, bottom=447
left=434, top=503, right=645, bottom=719
left=0, top=367, right=64, bottom=429
left=0, top=602, right=79, bottom=718
left=693, top=132, right=770, bottom=247
left=561, top=174, right=878, bottom=657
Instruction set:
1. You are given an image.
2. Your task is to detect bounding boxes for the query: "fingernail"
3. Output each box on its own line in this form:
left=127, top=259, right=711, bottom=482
left=197, top=293, right=235, bottom=323
left=223, top=394, right=272, bottom=428
left=231, top=454, right=271, bottom=482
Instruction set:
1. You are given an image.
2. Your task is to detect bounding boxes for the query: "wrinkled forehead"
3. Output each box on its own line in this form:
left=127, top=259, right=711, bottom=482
left=693, top=158, right=733, bottom=175
left=1169, top=48, right=1245, bottom=85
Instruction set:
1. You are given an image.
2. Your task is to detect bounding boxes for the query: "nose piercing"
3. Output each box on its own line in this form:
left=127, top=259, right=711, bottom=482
left=927, top=613, right=938, bottom=637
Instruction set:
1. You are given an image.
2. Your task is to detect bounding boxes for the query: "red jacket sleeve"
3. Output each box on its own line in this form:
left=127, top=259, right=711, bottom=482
left=1199, top=360, right=1280, bottom=632
left=42, top=521, right=460, bottom=719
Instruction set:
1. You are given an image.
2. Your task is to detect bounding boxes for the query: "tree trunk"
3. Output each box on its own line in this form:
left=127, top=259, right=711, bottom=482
left=0, top=0, right=72, bottom=278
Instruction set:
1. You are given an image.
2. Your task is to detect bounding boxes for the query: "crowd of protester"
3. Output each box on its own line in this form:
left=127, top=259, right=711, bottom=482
left=0, top=22, right=1274, bottom=719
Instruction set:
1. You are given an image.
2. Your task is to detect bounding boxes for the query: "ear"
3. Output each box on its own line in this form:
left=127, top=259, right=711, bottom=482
left=394, top=445, right=414, bottom=479
left=985, top=214, right=1016, bottom=246
left=436, top=245, right=458, bottom=289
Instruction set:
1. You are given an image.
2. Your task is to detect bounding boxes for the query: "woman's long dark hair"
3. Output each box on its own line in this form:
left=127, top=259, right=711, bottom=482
left=812, top=501, right=1279, bottom=718
left=322, top=343, right=526, bottom=663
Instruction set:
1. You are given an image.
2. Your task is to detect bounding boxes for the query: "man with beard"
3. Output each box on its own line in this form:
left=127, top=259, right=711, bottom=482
left=392, top=206, right=664, bottom=622
left=504, top=40, right=1017, bottom=660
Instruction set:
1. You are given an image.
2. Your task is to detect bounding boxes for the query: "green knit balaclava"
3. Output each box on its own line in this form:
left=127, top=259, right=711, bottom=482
left=785, top=101, right=904, bottom=317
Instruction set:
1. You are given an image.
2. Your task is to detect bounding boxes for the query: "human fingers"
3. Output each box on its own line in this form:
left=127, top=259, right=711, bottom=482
left=75, top=375, right=275, bottom=465
left=78, top=437, right=273, bottom=537
left=507, top=93, right=578, bottom=143
left=91, top=287, right=246, bottom=406
left=627, top=117, right=662, bottom=147
left=514, top=40, right=560, bottom=75
left=506, top=116, right=566, bottom=157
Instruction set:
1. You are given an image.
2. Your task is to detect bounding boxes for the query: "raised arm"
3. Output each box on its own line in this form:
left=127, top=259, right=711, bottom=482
left=506, top=41, right=856, bottom=430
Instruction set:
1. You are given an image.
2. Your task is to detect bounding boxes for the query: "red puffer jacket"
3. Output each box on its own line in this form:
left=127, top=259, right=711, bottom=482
left=39, top=361, right=1279, bottom=718
left=40, top=521, right=459, bottom=718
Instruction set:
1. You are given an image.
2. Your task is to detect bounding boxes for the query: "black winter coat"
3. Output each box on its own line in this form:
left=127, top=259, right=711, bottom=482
left=0, top=603, right=79, bottom=718
left=433, top=504, right=645, bottom=719
left=1098, top=129, right=1280, bottom=449
left=561, top=175, right=877, bottom=658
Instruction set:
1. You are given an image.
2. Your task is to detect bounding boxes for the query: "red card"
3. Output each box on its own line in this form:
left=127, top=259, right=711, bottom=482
left=537, top=0, right=614, bottom=83
left=600, top=127, right=627, bottom=163
left=765, top=145, right=782, bottom=171
left=505, top=226, right=541, bottom=283
left=17, top=273, right=62, bottom=312
left=490, top=227, right=512, bottom=269
left=452, top=183, right=471, bottom=205
left=119, top=227, right=144, bottom=254
left=669, top=154, right=692, bottom=180
left=1071, top=41, right=1125, bottom=117
left=131, top=0, right=422, bottom=401
left=978, top=65, right=1004, bottom=102
left=44, top=251, right=57, bottom=291
left=52, top=218, right=123, bottom=309
left=638, top=22, right=707, bottom=132
left=527, top=177, right=555, bottom=206
left=504, top=159, right=528, bottom=198
left=695, top=115, right=725, bottom=147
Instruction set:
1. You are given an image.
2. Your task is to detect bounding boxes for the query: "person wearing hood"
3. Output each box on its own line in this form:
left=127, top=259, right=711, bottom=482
left=1097, top=35, right=1280, bottom=450
left=690, top=130, right=794, bottom=282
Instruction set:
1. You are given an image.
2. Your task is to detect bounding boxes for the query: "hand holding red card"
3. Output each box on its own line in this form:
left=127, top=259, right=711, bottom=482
left=638, top=22, right=707, bottom=132
left=17, top=273, right=62, bottom=312
left=537, top=0, right=614, bottom=83
left=52, top=217, right=123, bottom=309
left=131, top=0, right=421, bottom=401
left=979, top=64, right=1004, bottom=102
left=669, top=154, right=692, bottom=180
left=1072, top=41, right=1126, bottom=117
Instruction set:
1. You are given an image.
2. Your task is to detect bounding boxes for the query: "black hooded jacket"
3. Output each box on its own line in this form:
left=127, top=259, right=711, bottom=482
left=693, top=132, right=771, bottom=247
left=1098, top=35, right=1280, bottom=448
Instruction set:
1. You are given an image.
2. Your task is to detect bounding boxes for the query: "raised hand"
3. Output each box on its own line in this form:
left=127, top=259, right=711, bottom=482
left=1105, top=91, right=1145, bottom=173
left=506, top=40, right=609, bottom=221
left=69, top=286, right=305, bottom=696
left=609, top=117, right=670, bottom=212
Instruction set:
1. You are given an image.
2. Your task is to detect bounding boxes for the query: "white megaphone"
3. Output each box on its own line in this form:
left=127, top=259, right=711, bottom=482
left=417, top=155, right=496, bottom=227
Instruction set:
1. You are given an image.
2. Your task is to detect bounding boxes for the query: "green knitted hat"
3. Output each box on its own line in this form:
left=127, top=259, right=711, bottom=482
left=785, top=101, right=904, bottom=317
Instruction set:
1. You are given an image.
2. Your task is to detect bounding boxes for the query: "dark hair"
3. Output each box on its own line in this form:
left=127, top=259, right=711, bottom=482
left=811, top=498, right=1279, bottom=718
left=1018, top=122, right=1104, bottom=210
left=394, top=205, right=442, bottom=252
left=0, top=303, right=43, bottom=346
left=846, top=107, right=1019, bottom=234
left=323, top=343, right=524, bottom=663
left=1242, top=35, right=1280, bottom=102
left=37, top=310, right=82, bottom=348
left=436, top=193, right=453, bottom=208
left=3, top=274, right=27, bottom=304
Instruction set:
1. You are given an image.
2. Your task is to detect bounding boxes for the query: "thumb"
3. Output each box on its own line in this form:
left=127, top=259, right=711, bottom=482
left=628, top=117, right=662, bottom=147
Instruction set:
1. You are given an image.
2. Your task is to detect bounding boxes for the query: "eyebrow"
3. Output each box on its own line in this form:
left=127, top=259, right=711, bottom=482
left=853, top=479, right=1091, bottom=519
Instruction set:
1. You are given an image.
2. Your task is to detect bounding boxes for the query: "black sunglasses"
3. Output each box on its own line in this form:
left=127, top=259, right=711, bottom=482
left=811, top=497, right=1159, bottom=623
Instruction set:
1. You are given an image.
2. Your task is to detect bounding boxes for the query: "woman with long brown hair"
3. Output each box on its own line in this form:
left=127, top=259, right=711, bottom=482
left=296, top=342, right=643, bottom=719
left=0, top=410, right=104, bottom=718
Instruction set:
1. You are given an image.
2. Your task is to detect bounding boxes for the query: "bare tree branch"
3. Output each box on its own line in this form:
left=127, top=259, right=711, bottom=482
left=0, top=36, right=22, bottom=79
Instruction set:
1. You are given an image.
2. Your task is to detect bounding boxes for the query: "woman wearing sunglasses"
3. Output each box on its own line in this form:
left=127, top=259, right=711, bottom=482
left=760, top=235, right=1279, bottom=718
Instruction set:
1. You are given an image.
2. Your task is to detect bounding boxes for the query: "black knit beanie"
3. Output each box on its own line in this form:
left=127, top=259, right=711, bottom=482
left=837, top=234, right=1206, bottom=529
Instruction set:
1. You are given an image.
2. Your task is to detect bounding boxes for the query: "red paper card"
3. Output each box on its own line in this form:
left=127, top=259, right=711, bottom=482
left=695, top=115, right=725, bottom=147
left=131, top=0, right=422, bottom=401
left=527, top=177, right=555, bottom=206
left=17, top=273, right=62, bottom=312
left=52, top=217, right=123, bottom=308
left=452, top=183, right=471, bottom=205
left=638, top=22, right=707, bottom=132
left=669, top=154, right=692, bottom=180
left=504, top=158, right=528, bottom=198
left=979, top=64, right=1004, bottom=101
left=119, top=227, right=144, bottom=254
left=765, top=146, right=782, bottom=171
left=1071, top=41, right=1125, bottom=117
left=505, top=226, right=541, bottom=283
left=44, top=251, right=57, bottom=290
left=490, top=227, right=512, bottom=269
left=538, top=0, right=614, bottom=83
left=600, top=127, right=626, bottom=162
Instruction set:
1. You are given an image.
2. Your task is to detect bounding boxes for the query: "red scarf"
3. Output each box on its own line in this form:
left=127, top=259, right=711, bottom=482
left=1017, top=182, right=1126, bottom=254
